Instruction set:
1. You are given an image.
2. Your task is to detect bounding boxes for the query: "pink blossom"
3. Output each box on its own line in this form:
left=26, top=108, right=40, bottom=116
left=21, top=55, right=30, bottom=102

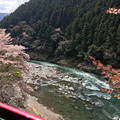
left=0, top=28, right=30, bottom=74
left=106, top=8, right=120, bottom=14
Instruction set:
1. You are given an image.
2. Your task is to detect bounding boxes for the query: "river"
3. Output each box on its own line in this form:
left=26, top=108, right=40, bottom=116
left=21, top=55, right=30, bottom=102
left=28, top=60, right=120, bottom=120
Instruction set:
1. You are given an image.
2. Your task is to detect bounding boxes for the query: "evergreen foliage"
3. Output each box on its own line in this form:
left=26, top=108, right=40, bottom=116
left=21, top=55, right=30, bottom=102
left=0, top=0, right=120, bottom=66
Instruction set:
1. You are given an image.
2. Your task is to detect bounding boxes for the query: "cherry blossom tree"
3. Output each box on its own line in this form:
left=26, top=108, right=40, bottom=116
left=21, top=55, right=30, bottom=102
left=0, top=29, right=30, bottom=76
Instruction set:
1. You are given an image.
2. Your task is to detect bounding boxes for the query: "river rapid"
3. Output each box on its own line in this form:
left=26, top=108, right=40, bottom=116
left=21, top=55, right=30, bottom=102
left=27, top=60, right=120, bottom=120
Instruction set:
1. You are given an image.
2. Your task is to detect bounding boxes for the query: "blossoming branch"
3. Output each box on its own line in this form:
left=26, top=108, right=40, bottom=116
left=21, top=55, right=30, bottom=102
left=106, top=8, right=120, bottom=14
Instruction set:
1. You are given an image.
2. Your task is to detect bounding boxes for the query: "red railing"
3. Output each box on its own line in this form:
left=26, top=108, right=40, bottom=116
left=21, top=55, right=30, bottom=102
left=0, top=102, right=46, bottom=120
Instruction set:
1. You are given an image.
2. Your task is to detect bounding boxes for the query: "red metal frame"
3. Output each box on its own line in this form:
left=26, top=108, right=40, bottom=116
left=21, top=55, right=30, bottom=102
left=0, top=102, right=46, bottom=120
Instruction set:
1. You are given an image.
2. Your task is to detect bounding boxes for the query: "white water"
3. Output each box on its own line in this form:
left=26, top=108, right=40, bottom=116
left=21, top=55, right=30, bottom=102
left=30, top=60, right=120, bottom=120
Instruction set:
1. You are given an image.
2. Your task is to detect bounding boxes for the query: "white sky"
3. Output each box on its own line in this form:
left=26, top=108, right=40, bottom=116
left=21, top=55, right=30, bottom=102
left=0, top=0, right=30, bottom=13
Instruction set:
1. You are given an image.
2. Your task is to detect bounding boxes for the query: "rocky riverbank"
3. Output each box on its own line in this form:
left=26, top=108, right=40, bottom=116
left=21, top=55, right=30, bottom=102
left=0, top=62, right=64, bottom=120
left=24, top=93, right=64, bottom=120
left=23, top=62, right=64, bottom=120
left=27, top=51, right=100, bottom=74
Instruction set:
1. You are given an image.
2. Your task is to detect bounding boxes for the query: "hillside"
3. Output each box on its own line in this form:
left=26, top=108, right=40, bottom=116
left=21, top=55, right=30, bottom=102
left=0, top=0, right=120, bottom=67
left=0, top=13, right=9, bottom=21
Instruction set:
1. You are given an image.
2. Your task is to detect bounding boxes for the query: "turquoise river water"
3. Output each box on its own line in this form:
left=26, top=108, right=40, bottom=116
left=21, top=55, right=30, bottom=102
left=30, top=60, right=120, bottom=120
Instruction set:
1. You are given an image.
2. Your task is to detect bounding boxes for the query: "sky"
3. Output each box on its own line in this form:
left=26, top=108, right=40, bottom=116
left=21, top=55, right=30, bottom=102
left=0, top=0, right=30, bottom=13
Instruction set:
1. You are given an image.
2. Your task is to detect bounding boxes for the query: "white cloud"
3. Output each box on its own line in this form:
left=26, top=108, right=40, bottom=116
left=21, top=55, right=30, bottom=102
left=0, top=0, right=30, bottom=13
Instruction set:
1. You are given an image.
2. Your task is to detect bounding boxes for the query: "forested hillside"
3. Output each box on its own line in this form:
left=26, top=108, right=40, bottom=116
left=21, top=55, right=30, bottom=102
left=0, top=0, right=120, bottom=67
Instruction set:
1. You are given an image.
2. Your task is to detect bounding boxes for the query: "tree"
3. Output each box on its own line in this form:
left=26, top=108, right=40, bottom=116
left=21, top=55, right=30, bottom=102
left=0, top=29, right=29, bottom=76
left=0, top=0, right=120, bottom=67
left=89, top=56, right=120, bottom=99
